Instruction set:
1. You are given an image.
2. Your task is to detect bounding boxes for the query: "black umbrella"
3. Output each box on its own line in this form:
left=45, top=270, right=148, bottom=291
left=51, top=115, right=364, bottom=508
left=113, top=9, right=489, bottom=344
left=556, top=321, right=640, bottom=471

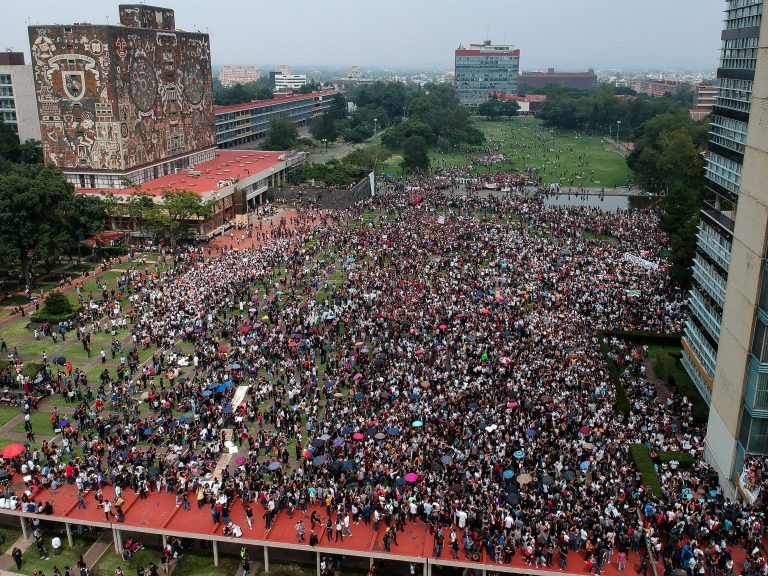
left=505, top=492, right=520, bottom=505
left=311, top=439, right=326, bottom=448
left=172, top=346, right=182, bottom=354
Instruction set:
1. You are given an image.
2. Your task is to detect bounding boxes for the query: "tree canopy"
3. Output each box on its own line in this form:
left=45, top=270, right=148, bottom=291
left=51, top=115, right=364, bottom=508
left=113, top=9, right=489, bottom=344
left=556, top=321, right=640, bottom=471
left=263, top=116, right=299, bottom=150
left=402, top=136, right=430, bottom=173
left=478, top=96, right=520, bottom=119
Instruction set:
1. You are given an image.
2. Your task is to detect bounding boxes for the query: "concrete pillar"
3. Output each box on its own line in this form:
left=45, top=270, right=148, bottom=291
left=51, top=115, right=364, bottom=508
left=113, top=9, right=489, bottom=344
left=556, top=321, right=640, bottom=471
left=264, top=545, right=270, bottom=573
left=316, top=551, right=321, bottom=576
left=212, top=540, right=219, bottom=567
left=65, top=523, right=73, bottom=547
left=162, top=534, right=167, bottom=548
left=422, top=561, right=428, bottom=576
left=19, top=517, right=28, bottom=540
left=112, top=527, right=123, bottom=554
left=369, top=557, right=374, bottom=568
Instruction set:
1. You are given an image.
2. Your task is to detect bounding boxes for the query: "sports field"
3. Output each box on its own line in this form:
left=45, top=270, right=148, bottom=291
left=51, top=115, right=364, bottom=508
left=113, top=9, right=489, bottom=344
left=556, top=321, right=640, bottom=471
left=382, top=117, right=634, bottom=188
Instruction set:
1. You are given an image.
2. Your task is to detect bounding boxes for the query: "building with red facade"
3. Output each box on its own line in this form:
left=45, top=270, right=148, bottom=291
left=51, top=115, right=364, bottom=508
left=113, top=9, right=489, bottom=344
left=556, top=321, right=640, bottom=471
left=28, top=4, right=217, bottom=191
left=518, top=68, right=597, bottom=93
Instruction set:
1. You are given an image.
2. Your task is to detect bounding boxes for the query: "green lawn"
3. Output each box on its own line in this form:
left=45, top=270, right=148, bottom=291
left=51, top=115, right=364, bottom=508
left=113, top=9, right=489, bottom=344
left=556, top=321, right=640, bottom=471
left=0, top=406, right=22, bottom=428
left=0, top=524, right=23, bottom=555
left=12, top=411, right=57, bottom=435
left=174, top=550, right=241, bottom=576
left=93, top=545, right=161, bottom=576
left=16, top=536, right=92, bottom=575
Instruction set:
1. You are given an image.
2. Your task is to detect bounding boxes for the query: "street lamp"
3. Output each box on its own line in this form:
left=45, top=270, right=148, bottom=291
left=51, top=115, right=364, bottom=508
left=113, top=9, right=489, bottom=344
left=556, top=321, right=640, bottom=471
left=616, top=120, right=622, bottom=149
left=321, top=138, right=327, bottom=153
left=373, top=118, right=378, bottom=134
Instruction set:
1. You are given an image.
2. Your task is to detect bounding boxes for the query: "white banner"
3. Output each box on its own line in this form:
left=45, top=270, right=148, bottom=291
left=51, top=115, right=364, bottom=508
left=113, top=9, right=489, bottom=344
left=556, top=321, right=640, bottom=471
left=369, top=171, right=376, bottom=197
left=623, top=253, right=658, bottom=271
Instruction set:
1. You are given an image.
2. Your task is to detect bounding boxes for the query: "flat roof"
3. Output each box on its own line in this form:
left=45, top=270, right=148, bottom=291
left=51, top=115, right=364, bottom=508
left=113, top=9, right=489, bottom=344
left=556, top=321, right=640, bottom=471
left=77, top=150, right=286, bottom=197
left=214, top=90, right=338, bottom=116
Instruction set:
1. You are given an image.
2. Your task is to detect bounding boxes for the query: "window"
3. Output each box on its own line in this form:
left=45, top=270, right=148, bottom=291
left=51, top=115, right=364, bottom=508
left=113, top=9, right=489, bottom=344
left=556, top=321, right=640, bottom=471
left=752, top=319, right=768, bottom=362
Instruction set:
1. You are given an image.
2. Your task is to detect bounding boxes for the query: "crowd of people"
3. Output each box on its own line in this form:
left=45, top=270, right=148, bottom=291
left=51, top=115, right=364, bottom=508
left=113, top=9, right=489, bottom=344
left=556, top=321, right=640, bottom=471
left=0, top=176, right=765, bottom=576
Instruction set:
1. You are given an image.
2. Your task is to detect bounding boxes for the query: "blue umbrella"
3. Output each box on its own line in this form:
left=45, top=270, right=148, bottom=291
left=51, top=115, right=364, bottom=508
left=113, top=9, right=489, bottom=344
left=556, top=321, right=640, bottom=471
left=178, top=416, right=187, bottom=424
left=580, top=460, right=590, bottom=470
left=346, top=257, right=356, bottom=263
left=223, top=406, right=233, bottom=414
left=353, top=393, right=364, bottom=401
left=202, top=390, right=212, bottom=397
left=268, top=462, right=282, bottom=471
left=215, top=385, right=227, bottom=393
left=342, top=460, right=356, bottom=471
left=409, top=393, right=419, bottom=401
left=333, top=437, right=345, bottom=447
left=341, top=426, right=353, bottom=435
left=387, top=428, right=400, bottom=436
left=312, top=455, right=327, bottom=466
left=525, top=428, right=537, bottom=438
left=395, top=477, right=406, bottom=486
left=144, top=428, right=154, bottom=435
left=503, top=470, right=514, bottom=480
left=222, top=380, right=234, bottom=389
left=440, top=455, right=452, bottom=466
left=513, top=450, right=525, bottom=459
left=412, top=420, right=423, bottom=428
left=469, top=403, right=478, bottom=410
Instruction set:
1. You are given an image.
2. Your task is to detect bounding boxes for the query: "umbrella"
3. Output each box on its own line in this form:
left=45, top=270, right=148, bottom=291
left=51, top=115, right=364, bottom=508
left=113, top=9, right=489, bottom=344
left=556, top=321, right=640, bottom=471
left=469, top=403, right=478, bottom=410
left=505, top=492, right=520, bottom=505
left=202, top=390, right=212, bottom=397
left=54, top=356, right=66, bottom=366
left=420, top=381, right=430, bottom=389
left=439, top=324, right=447, bottom=331
left=143, top=428, right=154, bottom=435
left=33, top=375, right=43, bottom=384
left=342, top=460, right=356, bottom=471
left=333, top=392, right=343, bottom=398
left=178, top=377, right=188, bottom=383
left=365, top=427, right=377, bottom=437
left=441, top=455, right=453, bottom=466
left=502, top=470, right=514, bottom=480
left=395, top=477, right=406, bottom=486
left=415, top=348, right=425, bottom=356
left=341, top=426, right=353, bottom=435
left=564, top=470, right=576, bottom=481
left=236, top=457, right=246, bottom=466
left=525, top=428, right=537, bottom=438
left=542, top=474, right=554, bottom=485
left=0, top=443, right=26, bottom=458
left=506, top=401, right=518, bottom=409
left=374, top=432, right=386, bottom=440
left=172, top=346, right=182, bottom=354
left=582, top=442, right=595, bottom=450
left=517, top=473, right=533, bottom=485
left=580, top=460, right=591, bottom=470
left=346, top=257, right=356, bottom=263
left=352, top=433, right=364, bottom=440
left=404, top=473, right=418, bottom=483
left=387, top=427, right=400, bottom=436
left=312, top=439, right=326, bottom=448
left=579, top=426, right=591, bottom=434
left=353, top=393, right=364, bottom=401
left=147, top=466, right=160, bottom=479
left=319, top=434, right=331, bottom=441
left=215, top=385, right=228, bottom=393
left=303, top=449, right=312, bottom=459
left=499, top=357, right=511, bottom=366
left=540, top=394, right=553, bottom=403
left=268, top=462, right=282, bottom=471
left=229, top=363, right=241, bottom=370
left=353, top=373, right=362, bottom=381
left=223, top=406, right=233, bottom=414
left=412, top=420, right=423, bottom=428
left=261, top=315, right=270, bottom=321
left=513, top=450, right=525, bottom=459
left=333, top=438, right=345, bottom=447
left=312, top=455, right=327, bottom=466
left=61, top=418, right=70, bottom=427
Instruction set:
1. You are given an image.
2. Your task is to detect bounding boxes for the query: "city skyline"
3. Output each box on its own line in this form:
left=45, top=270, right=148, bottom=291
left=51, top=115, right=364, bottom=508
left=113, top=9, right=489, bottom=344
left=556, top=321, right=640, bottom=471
left=3, top=0, right=723, bottom=70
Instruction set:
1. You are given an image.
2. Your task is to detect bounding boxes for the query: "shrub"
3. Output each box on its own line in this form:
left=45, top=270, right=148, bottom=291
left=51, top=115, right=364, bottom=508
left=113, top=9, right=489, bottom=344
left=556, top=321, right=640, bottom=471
left=630, top=443, right=663, bottom=498
left=40, top=292, right=72, bottom=316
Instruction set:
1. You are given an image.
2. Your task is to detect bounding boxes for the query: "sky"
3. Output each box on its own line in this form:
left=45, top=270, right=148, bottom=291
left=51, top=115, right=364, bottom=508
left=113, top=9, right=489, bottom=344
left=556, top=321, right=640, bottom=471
left=4, top=0, right=724, bottom=71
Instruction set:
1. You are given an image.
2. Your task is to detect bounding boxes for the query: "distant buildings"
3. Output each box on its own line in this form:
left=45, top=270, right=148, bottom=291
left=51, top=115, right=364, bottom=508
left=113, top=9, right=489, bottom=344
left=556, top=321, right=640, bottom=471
left=518, top=68, right=597, bottom=93
left=488, top=93, right=547, bottom=115
left=333, top=66, right=376, bottom=90
left=214, top=90, right=338, bottom=149
left=270, top=72, right=308, bottom=91
left=690, top=82, right=717, bottom=120
left=218, top=66, right=261, bottom=87
left=0, top=52, right=41, bottom=143
left=28, top=4, right=216, bottom=191
left=454, top=40, right=520, bottom=106
left=616, top=78, right=688, bottom=98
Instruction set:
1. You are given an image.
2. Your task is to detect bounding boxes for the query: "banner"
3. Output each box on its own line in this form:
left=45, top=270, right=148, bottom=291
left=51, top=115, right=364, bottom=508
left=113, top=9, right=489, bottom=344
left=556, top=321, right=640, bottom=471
left=623, top=253, right=658, bottom=271
left=369, top=171, right=376, bottom=197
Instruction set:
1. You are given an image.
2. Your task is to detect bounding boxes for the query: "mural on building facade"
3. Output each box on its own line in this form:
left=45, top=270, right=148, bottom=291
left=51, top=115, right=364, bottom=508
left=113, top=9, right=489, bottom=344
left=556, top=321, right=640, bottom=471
left=29, top=17, right=215, bottom=173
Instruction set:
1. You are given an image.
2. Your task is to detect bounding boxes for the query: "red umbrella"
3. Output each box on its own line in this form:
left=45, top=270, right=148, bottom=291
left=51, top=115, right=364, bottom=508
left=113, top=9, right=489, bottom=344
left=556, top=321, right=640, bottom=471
left=1, top=443, right=26, bottom=459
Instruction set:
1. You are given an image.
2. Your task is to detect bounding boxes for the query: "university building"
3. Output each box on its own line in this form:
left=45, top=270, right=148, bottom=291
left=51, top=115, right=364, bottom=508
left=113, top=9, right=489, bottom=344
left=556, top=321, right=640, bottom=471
left=518, top=68, right=597, bottom=93
left=454, top=41, right=520, bottom=106
left=0, top=52, right=41, bottom=143
left=681, top=0, right=768, bottom=497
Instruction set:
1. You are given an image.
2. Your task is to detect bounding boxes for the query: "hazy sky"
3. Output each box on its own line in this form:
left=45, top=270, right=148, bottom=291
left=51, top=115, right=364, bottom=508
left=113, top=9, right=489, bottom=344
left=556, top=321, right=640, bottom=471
left=4, top=0, right=723, bottom=70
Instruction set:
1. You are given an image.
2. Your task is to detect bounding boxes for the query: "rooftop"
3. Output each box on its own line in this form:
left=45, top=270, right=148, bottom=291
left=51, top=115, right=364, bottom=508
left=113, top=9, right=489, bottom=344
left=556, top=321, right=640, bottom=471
left=77, top=150, right=286, bottom=197
left=214, top=90, right=338, bottom=116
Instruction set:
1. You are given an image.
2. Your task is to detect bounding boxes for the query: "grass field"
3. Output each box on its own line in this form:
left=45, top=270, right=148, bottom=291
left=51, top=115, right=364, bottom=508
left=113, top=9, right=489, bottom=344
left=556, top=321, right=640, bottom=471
left=377, top=116, right=633, bottom=188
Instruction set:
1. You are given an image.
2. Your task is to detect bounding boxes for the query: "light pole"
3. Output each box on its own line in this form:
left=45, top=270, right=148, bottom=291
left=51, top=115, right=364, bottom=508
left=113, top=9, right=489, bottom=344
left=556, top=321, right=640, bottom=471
left=616, top=120, right=622, bottom=150
left=321, top=138, right=327, bottom=154
left=373, top=118, right=378, bottom=134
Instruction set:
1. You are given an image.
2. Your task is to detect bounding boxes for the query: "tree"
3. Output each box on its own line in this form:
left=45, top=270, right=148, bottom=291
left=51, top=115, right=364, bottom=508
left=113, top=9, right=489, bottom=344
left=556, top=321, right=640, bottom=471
left=149, top=190, right=212, bottom=250
left=0, top=163, right=85, bottom=286
left=326, top=94, right=348, bottom=122
left=402, top=136, right=430, bottom=173
left=668, top=215, right=699, bottom=288
left=345, top=145, right=391, bottom=173
left=39, top=291, right=73, bottom=317
left=263, top=116, right=298, bottom=150
left=478, top=97, right=520, bottom=119
left=309, top=115, right=339, bottom=143
left=0, top=119, right=21, bottom=164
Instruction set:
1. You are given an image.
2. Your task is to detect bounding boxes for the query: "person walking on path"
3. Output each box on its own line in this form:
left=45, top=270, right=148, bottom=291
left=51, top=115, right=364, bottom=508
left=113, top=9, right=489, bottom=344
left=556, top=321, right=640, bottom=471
left=12, top=546, right=22, bottom=570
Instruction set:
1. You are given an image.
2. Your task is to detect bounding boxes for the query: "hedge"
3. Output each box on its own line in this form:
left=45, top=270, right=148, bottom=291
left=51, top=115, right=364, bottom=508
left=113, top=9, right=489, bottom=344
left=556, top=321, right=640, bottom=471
left=630, top=443, right=663, bottom=498
left=596, top=330, right=631, bottom=415
left=31, top=305, right=83, bottom=324
left=0, top=360, right=48, bottom=379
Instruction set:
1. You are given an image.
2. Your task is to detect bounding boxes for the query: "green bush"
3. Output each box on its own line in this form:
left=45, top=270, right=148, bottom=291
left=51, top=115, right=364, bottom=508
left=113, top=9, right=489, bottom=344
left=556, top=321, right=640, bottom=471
left=654, top=349, right=676, bottom=383
left=630, top=443, right=663, bottom=498
left=31, top=305, right=82, bottom=324
left=596, top=331, right=631, bottom=415
left=40, top=291, right=72, bottom=316
left=93, top=245, right=127, bottom=257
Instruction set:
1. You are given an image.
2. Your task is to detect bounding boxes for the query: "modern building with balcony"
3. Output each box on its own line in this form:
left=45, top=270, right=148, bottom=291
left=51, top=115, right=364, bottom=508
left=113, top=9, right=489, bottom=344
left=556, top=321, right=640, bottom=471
left=682, top=0, right=768, bottom=497
left=0, top=52, right=41, bottom=143
left=214, top=90, right=338, bottom=149
left=454, top=41, right=519, bottom=107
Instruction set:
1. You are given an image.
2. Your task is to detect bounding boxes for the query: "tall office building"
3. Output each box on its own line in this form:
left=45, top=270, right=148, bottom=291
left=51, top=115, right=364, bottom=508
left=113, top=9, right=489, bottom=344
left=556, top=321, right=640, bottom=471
left=28, top=4, right=216, bottom=190
left=0, top=52, right=41, bottom=143
left=681, top=0, right=767, bottom=495
left=454, top=40, right=519, bottom=107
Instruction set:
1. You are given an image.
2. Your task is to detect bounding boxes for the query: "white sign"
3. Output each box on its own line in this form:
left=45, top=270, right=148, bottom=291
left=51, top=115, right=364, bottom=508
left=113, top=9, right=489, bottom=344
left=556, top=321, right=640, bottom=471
left=369, top=171, right=376, bottom=197
left=623, top=253, right=659, bottom=271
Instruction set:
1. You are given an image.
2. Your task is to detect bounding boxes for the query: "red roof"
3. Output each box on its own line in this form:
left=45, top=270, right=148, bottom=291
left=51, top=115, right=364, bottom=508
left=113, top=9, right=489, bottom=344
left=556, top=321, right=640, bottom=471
left=214, top=90, right=338, bottom=115
left=77, top=150, right=286, bottom=197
